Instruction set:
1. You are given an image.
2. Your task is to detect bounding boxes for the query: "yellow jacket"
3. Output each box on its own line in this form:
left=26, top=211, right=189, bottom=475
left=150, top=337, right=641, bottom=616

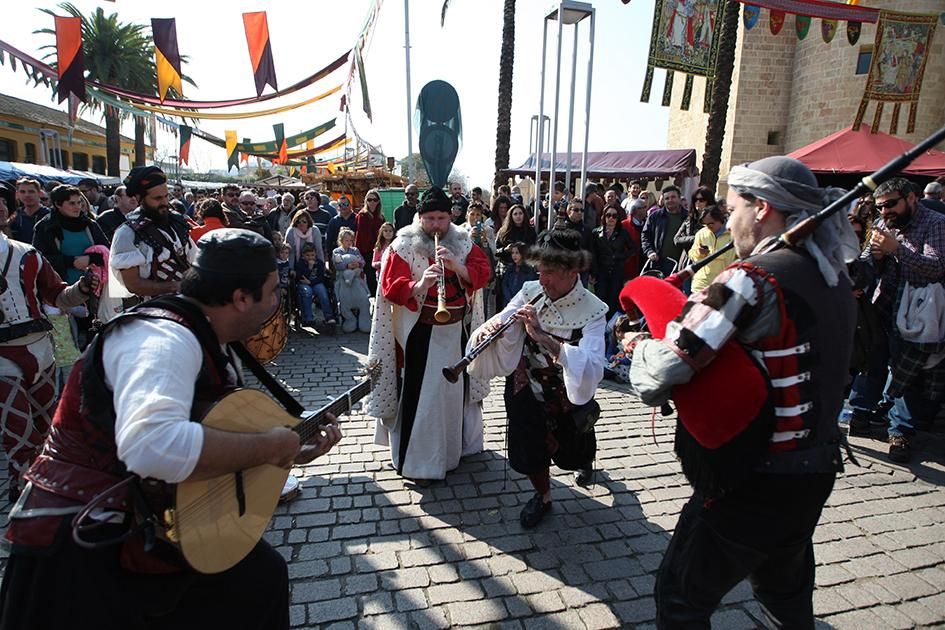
left=688, top=227, right=736, bottom=293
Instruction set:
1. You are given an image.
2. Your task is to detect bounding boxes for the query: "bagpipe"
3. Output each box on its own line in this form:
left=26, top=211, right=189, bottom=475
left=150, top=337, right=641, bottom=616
left=620, top=124, right=945, bottom=456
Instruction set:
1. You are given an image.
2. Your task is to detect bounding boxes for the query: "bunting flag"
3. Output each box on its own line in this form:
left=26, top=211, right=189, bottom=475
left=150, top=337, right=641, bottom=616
left=54, top=16, right=85, bottom=103
left=770, top=10, right=786, bottom=34
left=854, top=10, right=938, bottom=134
left=795, top=15, right=811, bottom=38
left=847, top=21, right=861, bottom=44
left=641, top=0, right=725, bottom=113
left=225, top=130, right=239, bottom=172
left=355, top=46, right=373, bottom=121
left=251, top=134, right=347, bottom=161
left=273, top=123, right=288, bottom=164
left=240, top=137, right=251, bottom=165
left=179, top=125, right=192, bottom=165
left=151, top=18, right=183, bottom=102
left=744, top=5, right=761, bottom=29
left=243, top=12, right=278, bottom=97
left=822, top=19, right=839, bottom=42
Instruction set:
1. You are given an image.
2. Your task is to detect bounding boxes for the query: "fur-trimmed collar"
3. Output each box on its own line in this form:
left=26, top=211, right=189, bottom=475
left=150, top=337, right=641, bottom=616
left=392, top=222, right=470, bottom=259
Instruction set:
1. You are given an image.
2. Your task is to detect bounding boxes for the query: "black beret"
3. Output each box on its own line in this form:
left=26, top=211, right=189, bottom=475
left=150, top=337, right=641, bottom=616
left=419, top=186, right=451, bottom=214
left=124, top=166, right=167, bottom=197
left=191, top=228, right=276, bottom=276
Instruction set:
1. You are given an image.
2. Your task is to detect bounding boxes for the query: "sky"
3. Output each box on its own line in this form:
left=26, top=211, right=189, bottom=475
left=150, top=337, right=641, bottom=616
left=0, top=0, right=670, bottom=189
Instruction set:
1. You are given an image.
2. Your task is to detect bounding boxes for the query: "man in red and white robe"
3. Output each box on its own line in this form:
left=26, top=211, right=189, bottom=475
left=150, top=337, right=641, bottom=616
left=367, top=187, right=491, bottom=483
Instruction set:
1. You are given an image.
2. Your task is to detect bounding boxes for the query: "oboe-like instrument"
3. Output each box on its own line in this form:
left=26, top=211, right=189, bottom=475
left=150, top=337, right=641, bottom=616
left=443, top=292, right=544, bottom=383
left=433, top=234, right=451, bottom=323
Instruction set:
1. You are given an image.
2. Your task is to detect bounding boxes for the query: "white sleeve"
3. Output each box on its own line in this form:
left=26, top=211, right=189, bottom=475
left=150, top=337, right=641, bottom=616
left=103, top=319, right=205, bottom=482
left=109, top=225, right=146, bottom=272
left=558, top=315, right=606, bottom=406
left=467, top=292, right=527, bottom=380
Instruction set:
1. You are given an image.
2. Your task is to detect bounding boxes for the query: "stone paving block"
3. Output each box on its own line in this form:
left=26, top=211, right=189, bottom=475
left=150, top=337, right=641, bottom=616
left=395, top=587, right=428, bottom=612
left=360, top=591, right=394, bottom=616
left=483, top=575, right=516, bottom=598
left=527, top=591, right=566, bottom=614
left=287, top=559, right=329, bottom=580
left=411, top=606, right=450, bottom=630
left=379, top=567, right=431, bottom=590
left=614, top=597, right=657, bottom=624
left=709, top=608, right=758, bottom=630
left=861, top=605, right=914, bottom=630
left=823, top=608, right=888, bottom=630
left=578, top=602, right=621, bottom=629
left=813, top=588, right=854, bottom=616
left=291, top=578, right=341, bottom=604
left=306, top=597, right=358, bottom=625
left=345, top=572, right=378, bottom=595
left=876, top=571, right=939, bottom=601
left=354, top=551, right=399, bottom=573
left=357, top=613, right=408, bottom=629
left=814, top=563, right=856, bottom=587
left=427, top=580, right=486, bottom=605
left=289, top=604, right=306, bottom=627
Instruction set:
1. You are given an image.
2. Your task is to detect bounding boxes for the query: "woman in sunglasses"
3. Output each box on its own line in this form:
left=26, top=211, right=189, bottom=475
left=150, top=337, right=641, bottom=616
left=672, top=186, right=715, bottom=294
left=355, top=188, right=385, bottom=294
left=589, top=208, right=636, bottom=319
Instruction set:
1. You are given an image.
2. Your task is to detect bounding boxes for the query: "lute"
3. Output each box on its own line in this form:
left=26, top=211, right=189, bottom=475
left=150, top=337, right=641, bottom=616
left=166, top=364, right=379, bottom=574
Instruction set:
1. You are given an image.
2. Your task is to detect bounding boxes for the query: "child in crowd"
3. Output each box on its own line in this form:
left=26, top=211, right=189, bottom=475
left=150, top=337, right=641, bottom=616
left=332, top=228, right=372, bottom=333
left=688, top=205, right=736, bottom=293
left=372, top=222, right=395, bottom=273
left=295, top=243, right=335, bottom=327
left=498, top=242, right=536, bottom=311
left=277, top=243, right=292, bottom=290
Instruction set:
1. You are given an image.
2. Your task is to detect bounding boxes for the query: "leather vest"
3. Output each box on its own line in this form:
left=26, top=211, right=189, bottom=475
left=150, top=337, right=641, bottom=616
left=128, top=215, right=192, bottom=282
left=5, top=296, right=234, bottom=555
left=740, top=247, right=855, bottom=474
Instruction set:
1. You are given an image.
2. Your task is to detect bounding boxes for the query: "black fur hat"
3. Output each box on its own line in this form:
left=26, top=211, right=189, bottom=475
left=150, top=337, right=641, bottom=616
left=530, top=208, right=592, bottom=272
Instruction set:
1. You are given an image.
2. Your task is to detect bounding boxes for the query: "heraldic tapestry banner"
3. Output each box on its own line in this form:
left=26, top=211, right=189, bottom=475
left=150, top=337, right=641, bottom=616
left=641, top=0, right=726, bottom=112
left=854, top=10, right=938, bottom=134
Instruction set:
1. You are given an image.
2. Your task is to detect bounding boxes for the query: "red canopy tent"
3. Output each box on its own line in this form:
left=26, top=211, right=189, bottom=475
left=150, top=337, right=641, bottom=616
left=788, top=126, right=945, bottom=178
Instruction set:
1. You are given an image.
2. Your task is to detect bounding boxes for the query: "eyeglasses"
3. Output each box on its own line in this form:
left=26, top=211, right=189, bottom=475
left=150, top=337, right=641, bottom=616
left=367, top=198, right=379, bottom=203
left=875, top=197, right=904, bottom=210
left=605, top=213, right=619, bottom=219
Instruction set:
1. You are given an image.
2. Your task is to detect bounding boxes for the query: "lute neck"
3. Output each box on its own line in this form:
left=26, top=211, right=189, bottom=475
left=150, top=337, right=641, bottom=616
left=293, top=379, right=372, bottom=444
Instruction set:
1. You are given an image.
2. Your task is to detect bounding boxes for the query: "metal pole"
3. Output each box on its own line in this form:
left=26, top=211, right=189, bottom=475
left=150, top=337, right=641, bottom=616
left=564, top=24, right=579, bottom=197
left=534, top=19, right=549, bottom=233
left=579, top=8, right=596, bottom=200
left=404, top=0, right=415, bottom=184
left=548, top=4, right=565, bottom=231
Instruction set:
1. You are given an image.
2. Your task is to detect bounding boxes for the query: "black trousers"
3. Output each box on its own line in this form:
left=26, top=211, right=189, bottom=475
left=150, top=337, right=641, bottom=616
left=655, top=472, right=835, bottom=629
left=0, top=531, right=289, bottom=630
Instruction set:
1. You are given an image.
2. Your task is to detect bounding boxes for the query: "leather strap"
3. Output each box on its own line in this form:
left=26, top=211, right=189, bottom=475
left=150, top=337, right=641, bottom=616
left=231, top=341, right=305, bottom=418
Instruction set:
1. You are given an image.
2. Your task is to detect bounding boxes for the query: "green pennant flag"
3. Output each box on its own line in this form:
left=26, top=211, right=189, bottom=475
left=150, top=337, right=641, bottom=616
left=795, top=15, right=812, bottom=40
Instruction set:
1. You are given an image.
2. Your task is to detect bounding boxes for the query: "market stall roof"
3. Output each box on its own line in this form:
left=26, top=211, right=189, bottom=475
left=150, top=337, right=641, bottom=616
left=505, top=149, right=698, bottom=179
left=787, top=126, right=945, bottom=177
left=252, top=174, right=306, bottom=189
left=0, top=161, right=119, bottom=186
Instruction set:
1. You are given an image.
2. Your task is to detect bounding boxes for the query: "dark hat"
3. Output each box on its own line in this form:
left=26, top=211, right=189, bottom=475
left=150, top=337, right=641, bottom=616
left=124, top=166, right=167, bottom=197
left=418, top=186, right=452, bottom=214
left=191, top=228, right=276, bottom=276
left=531, top=209, right=592, bottom=271
left=77, top=177, right=99, bottom=189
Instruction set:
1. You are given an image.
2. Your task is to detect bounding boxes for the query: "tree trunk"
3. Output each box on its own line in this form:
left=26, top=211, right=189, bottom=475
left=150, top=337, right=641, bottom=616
left=105, top=107, right=121, bottom=177
left=700, top=0, right=740, bottom=191
left=493, top=0, right=516, bottom=192
left=134, top=116, right=147, bottom=167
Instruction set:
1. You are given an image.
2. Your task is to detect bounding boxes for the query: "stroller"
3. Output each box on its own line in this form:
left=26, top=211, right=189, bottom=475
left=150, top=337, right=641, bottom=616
left=639, top=256, right=678, bottom=280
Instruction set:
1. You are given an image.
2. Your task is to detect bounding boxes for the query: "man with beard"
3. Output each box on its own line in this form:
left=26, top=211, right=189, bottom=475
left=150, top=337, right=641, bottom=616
left=627, top=157, right=858, bottom=628
left=110, top=166, right=196, bottom=299
left=367, top=187, right=491, bottom=485
left=0, top=229, right=342, bottom=629
left=95, top=185, right=138, bottom=242
left=848, top=178, right=945, bottom=462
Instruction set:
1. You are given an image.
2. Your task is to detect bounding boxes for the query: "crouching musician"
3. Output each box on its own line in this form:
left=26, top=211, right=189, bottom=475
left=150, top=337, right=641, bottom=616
left=0, top=229, right=342, bottom=630
left=466, top=212, right=608, bottom=529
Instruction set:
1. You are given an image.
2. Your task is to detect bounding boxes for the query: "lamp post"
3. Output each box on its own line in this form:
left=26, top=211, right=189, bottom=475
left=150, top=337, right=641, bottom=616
left=537, top=1, right=595, bottom=230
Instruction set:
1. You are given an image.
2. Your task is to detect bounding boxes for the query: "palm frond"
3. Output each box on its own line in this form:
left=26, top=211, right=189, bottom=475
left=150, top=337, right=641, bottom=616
left=440, top=0, right=451, bottom=27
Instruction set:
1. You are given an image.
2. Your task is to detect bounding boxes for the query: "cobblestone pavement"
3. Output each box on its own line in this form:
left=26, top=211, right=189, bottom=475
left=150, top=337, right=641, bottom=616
left=2, top=329, right=944, bottom=629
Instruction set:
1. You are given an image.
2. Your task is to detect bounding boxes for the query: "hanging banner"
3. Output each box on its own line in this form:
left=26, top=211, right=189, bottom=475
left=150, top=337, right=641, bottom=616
left=225, top=130, right=239, bottom=171
left=273, top=123, right=288, bottom=164
left=152, top=18, right=183, bottom=102
left=54, top=16, right=85, bottom=103
left=795, top=15, right=812, bottom=38
left=119, top=84, right=341, bottom=120
left=770, top=10, right=786, bottom=34
left=744, top=5, right=761, bottom=29
left=243, top=12, right=278, bottom=96
left=847, top=21, right=862, bottom=44
left=821, top=19, right=839, bottom=43
left=854, top=10, right=938, bottom=134
left=252, top=134, right=348, bottom=161
left=240, top=137, right=251, bottom=165
left=355, top=46, right=373, bottom=121
left=179, top=125, right=192, bottom=165
left=641, top=0, right=725, bottom=113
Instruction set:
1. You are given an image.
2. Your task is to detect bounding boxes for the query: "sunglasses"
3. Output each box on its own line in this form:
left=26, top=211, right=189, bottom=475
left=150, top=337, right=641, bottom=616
left=367, top=198, right=379, bottom=202
left=605, top=213, right=619, bottom=219
left=406, top=192, right=418, bottom=196
left=875, top=197, right=903, bottom=211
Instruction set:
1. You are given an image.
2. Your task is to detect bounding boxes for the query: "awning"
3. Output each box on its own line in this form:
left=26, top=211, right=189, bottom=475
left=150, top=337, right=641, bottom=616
left=505, top=149, right=698, bottom=180
left=787, top=126, right=945, bottom=178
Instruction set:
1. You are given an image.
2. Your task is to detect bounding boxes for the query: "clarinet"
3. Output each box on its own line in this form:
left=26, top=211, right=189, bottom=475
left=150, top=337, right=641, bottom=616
left=443, top=292, right=545, bottom=383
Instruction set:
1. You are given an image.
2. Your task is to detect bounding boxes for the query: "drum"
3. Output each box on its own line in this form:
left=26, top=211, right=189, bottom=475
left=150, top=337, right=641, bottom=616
left=243, top=299, right=288, bottom=364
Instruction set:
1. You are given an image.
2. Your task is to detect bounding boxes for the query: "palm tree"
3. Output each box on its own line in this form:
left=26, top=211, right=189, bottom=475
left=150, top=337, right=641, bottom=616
left=36, top=4, right=195, bottom=175
left=442, top=0, right=516, bottom=192
left=700, top=0, right=740, bottom=190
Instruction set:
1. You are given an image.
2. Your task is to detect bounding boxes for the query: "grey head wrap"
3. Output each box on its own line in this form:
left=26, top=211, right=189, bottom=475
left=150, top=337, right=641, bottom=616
left=728, top=156, right=859, bottom=287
